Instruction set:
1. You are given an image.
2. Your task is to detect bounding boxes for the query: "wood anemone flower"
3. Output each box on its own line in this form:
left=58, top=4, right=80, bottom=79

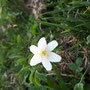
left=29, top=37, right=62, bottom=71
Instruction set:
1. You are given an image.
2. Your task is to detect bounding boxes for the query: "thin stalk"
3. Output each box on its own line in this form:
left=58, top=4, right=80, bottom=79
left=80, top=64, right=90, bottom=83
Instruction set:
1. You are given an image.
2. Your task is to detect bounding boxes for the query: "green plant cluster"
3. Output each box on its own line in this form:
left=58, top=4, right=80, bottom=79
left=0, top=0, right=90, bottom=90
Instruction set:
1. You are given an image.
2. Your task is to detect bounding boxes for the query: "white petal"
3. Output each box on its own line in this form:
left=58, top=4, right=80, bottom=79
left=30, top=55, right=41, bottom=66
left=42, top=59, right=52, bottom=71
left=47, top=40, right=58, bottom=51
left=48, top=52, right=62, bottom=62
left=29, top=45, right=38, bottom=54
left=38, top=37, right=47, bottom=49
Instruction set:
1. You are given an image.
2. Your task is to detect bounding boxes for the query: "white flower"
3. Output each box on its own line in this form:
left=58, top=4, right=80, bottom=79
left=29, top=37, right=62, bottom=71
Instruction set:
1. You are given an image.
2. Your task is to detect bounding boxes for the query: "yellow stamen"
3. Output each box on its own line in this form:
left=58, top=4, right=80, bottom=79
left=40, top=50, right=49, bottom=58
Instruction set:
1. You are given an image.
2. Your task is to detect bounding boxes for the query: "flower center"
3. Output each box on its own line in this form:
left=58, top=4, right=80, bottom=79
left=40, top=50, right=49, bottom=58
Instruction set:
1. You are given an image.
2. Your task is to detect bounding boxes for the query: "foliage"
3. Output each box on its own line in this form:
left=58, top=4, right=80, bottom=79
left=0, top=0, right=90, bottom=90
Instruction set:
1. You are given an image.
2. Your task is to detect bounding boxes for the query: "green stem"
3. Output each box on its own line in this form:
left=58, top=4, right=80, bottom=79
left=80, top=64, right=90, bottom=83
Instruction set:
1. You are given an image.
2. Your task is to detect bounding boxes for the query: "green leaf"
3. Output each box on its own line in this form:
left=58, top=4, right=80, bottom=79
left=52, top=64, right=69, bottom=90
left=76, top=58, right=83, bottom=67
left=16, top=57, right=26, bottom=65
left=87, top=35, right=90, bottom=43
left=74, top=83, right=84, bottom=90
left=70, top=1, right=90, bottom=6
left=32, top=23, right=38, bottom=35
left=17, top=34, right=21, bottom=44
left=77, top=67, right=83, bottom=72
left=34, top=71, right=41, bottom=86
left=21, top=66, right=30, bottom=72
left=31, top=19, right=74, bottom=30
left=24, top=83, right=42, bottom=90
left=43, top=17, right=85, bottom=23
left=69, top=63, right=77, bottom=71
left=9, top=54, right=21, bottom=59
left=29, top=68, right=36, bottom=83
left=35, top=71, right=47, bottom=82
left=47, top=79, right=60, bottom=90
